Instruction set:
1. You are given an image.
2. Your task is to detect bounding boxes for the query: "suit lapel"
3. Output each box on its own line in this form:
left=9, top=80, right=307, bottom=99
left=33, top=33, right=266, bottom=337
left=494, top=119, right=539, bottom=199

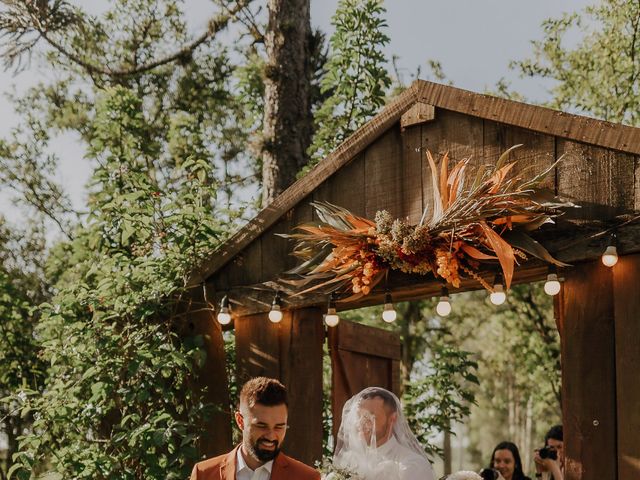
left=221, top=446, right=239, bottom=480
left=270, top=452, right=289, bottom=480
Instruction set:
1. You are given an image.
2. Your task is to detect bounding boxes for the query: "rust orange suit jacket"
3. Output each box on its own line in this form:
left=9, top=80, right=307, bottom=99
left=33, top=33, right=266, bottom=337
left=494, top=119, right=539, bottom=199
left=190, top=445, right=320, bottom=480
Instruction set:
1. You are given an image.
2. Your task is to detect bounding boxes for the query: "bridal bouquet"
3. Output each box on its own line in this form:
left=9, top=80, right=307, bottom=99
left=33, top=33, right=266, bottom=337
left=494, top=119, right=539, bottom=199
left=318, top=459, right=362, bottom=480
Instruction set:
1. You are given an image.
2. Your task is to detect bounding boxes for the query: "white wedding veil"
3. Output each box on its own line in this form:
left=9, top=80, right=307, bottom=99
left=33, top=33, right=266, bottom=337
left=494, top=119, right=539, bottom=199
left=333, top=387, right=432, bottom=479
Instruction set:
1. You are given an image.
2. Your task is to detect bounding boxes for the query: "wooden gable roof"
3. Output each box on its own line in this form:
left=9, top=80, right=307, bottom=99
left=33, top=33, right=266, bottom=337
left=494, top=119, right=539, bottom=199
left=190, top=80, right=640, bottom=314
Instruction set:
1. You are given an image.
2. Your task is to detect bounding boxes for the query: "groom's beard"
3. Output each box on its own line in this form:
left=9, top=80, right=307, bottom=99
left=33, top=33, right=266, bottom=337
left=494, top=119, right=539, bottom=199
left=248, top=437, right=281, bottom=462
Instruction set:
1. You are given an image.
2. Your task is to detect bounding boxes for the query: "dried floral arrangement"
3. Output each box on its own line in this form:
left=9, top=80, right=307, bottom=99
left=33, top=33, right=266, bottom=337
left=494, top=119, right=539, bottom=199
left=282, top=146, right=573, bottom=298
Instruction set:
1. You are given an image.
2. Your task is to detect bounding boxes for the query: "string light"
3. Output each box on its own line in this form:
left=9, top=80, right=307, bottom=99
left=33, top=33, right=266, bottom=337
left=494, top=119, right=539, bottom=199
left=543, top=271, right=561, bottom=296
left=217, top=295, right=232, bottom=325
left=268, top=291, right=283, bottom=323
left=324, top=293, right=339, bottom=327
left=490, top=274, right=507, bottom=305
left=601, top=233, right=618, bottom=267
left=382, top=292, right=397, bottom=323
left=436, top=287, right=451, bottom=317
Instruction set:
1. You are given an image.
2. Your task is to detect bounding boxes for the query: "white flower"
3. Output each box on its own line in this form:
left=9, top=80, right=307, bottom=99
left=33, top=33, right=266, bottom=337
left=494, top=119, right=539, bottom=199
left=447, top=471, right=482, bottom=480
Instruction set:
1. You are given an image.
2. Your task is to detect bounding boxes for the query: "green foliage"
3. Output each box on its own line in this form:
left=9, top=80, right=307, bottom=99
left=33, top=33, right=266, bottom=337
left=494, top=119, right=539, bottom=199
left=5, top=85, right=228, bottom=479
left=0, top=219, right=48, bottom=477
left=404, top=345, right=479, bottom=458
left=510, top=0, right=640, bottom=125
left=304, top=0, right=391, bottom=170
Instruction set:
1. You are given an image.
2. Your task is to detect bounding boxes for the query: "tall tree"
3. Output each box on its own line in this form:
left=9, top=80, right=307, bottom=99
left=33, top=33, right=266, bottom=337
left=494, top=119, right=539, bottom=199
left=260, top=0, right=313, bottom=205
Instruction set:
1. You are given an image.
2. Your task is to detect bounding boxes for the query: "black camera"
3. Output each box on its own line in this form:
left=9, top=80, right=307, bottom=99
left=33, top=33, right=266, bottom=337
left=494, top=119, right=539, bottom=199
left=539, top=445, right=558, bottom=460
left=479, top=468, right=500, bottom=480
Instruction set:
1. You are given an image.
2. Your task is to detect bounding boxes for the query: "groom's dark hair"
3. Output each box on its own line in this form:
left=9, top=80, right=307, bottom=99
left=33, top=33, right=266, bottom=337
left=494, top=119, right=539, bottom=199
left=239, top=376, right=288, bottom=409
left=362, top=388, right=397, bottom=414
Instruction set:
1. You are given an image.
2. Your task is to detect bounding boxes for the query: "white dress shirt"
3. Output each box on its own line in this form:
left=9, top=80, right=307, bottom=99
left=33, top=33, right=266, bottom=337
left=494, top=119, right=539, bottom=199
left=377, top=436, right=435, bottom=480
left=236, top=447, right=274, bottom=480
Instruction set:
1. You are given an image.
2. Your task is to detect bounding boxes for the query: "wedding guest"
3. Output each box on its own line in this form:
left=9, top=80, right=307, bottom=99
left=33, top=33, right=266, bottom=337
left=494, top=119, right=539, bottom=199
left=190, top=376, right=319, bottom=480
left=488, top=441, right=531, bottom=480
left=533, top=425, right=563, bottom=480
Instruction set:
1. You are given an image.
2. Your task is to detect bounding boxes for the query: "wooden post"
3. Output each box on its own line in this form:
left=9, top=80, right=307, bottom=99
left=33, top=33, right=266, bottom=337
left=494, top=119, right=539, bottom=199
left=613, top=254, right=640, bottom=480
left=184, top=285, right=233, bottom=457
left=235, top=307, right=324, bottom=467
left=558, top=261, right=617, bottom=480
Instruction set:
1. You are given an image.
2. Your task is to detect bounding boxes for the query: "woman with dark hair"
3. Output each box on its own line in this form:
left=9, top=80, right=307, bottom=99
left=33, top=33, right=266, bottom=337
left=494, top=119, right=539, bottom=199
left=488, top=441, right=531, bottom=480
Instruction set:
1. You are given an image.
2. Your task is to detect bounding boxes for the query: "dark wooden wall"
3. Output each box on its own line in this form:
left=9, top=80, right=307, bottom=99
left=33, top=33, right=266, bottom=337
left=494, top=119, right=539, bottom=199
left=234, top=307, right=324, bottom=467
left=211, top=108, right=640, bottom=296
left=557, top=255, right=640, bottom=480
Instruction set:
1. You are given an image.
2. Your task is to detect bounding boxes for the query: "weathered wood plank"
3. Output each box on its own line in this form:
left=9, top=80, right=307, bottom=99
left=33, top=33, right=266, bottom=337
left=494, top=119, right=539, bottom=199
left=313, top=153, right=366, bottom=218
left=559, top=261, right=617, bottom=480
left=364, top=125, right=404, bottom=219
left=400, top=125, right=424, bottom=223
left=329, top=319, right=401, bottom=440
left=420, top=110, right=484, bottom=217
left=556, top=140, right=636, bottom=220
left=483, top=121, right=556, bottom=189
left=414, top=80, right=640, bottom=155
left=180, top=285, right=232, bottom=457
left=235, top=312, right=280, bottom=383
left=613, top=254, right=640, bottom=480
left=401, top=102, right=435, bottom=129
left=279, top=308, right=324, bottom=466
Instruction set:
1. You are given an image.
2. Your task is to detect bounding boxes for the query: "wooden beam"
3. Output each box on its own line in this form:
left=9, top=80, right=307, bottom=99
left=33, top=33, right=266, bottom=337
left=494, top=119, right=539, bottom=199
left=400, top=102, right=435, bottom=129
left=558, top=261, right=617, bottom=480
left=234, top=308, right=324, bottom=466
left=414, top=80, right=640, bottom=155
left=613, top=254, right=640, bottom=480
left=180, top=285, right=232, bottom=457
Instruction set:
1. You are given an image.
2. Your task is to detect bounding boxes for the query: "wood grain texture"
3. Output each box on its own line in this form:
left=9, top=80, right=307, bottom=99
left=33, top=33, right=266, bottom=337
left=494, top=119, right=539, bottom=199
left=559, top=261, right=617, bottom=480
left=400, top=125, right=424, bottom=223
left=556, top=139, right=636, bottom=220
left=279, top=308, right=324, bottom=466
left=328, top=319, right=402, bottom=441
left=613, top=254, right=640, bottom=480
left=192, top=80, right=640, bottom=287
left=180, top=285, right=232, bottom=457
left=364, top=125, right=404, bottom=219
left=401, top=102, right=435, bottom=129
left=414, top=80, right=640, bottom=155
left=483, top=121, right=556, bottom=189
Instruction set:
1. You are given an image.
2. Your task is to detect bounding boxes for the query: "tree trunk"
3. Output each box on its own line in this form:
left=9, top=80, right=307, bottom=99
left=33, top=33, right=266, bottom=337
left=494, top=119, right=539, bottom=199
left=261, top=0, right=313, bottom=207
left=443, top=427, right=452, bottom=475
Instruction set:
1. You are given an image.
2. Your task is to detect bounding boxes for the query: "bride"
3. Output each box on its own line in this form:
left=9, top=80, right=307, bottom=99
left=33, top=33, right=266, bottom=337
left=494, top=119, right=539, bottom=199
left=331, top=387, right=435, bottom=480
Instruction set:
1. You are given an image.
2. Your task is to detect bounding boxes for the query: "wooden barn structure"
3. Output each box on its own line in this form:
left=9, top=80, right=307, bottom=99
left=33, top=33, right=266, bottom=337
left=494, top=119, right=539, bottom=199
left=185, top=80, right=640, bottom=480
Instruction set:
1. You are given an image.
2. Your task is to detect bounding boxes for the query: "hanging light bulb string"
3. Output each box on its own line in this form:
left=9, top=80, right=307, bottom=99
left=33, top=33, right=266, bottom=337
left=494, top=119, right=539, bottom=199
left=436, top=286, right=452, bottom=317
left=489, top=273, right=507, bottom=305
left=324, top=292, right=340, bottom=327
left=382, top=290, right=397, bottom=323
left=217, top=294, right=232, bottom=325
left=268, top=290, right=284, bottom=323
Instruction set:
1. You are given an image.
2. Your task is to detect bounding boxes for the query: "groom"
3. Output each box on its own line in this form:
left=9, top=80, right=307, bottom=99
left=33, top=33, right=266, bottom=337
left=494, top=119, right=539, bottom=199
left=191, top=376, right=319, bottom=480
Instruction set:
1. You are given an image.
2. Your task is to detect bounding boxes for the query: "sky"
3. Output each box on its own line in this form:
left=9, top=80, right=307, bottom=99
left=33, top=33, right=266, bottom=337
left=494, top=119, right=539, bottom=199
left=0, top=0, right=593, bottom=226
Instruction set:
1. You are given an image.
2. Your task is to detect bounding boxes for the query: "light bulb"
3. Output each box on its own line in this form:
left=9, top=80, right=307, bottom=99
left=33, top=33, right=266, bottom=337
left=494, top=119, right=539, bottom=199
left=382, top=305, right=397, bottom=323
left=382, top=292, right=397, bottom=323
left=544, top=273, right=561, bottom=296
left=324, top=308, right=340, bottom=327
left=217, top=308, right=231, bottom=325
left=217, top=295, right=231, bottom=325
left=601, top=245, right=618, bottom=267
left=269, top=292, right=283, bottom=323
left=490, top=284, right=506, bottom=305
left=268, top=305, right=283, bottom=323
left=436, top=297, right=451, bottom=317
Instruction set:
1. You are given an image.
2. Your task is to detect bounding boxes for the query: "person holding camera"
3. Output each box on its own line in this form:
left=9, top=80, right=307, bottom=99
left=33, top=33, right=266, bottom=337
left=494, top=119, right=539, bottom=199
left=533, top=425, right=564, bottom=480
